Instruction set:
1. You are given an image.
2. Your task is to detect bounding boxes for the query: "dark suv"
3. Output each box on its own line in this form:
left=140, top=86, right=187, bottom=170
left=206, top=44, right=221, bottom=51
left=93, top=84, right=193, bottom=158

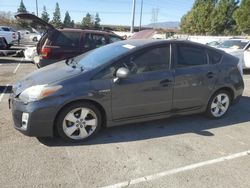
left=15, top=13, right=123, bottom=68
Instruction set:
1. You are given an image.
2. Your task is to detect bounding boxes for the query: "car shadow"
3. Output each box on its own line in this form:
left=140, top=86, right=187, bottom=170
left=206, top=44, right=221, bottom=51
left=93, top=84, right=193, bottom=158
left=38, top=96, right=250, bottom=147
left=0, top=85, right=12, bottom=94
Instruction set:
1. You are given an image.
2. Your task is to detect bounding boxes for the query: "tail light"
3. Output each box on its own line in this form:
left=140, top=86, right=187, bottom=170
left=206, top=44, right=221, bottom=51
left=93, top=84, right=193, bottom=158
left=40, top=47, right=51, bottom=59
left=12, top=33, right=16, bottom=39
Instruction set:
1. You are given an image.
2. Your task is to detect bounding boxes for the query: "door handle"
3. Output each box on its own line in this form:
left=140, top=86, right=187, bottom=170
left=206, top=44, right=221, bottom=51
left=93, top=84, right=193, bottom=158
left=206, top=72, right=214, bottom=79
left=160, top=79, right=172, bottom=87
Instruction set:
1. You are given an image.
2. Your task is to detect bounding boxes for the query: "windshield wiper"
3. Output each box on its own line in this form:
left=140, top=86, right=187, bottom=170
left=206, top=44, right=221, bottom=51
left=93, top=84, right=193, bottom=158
left=65, top=58, right=84, bottom=71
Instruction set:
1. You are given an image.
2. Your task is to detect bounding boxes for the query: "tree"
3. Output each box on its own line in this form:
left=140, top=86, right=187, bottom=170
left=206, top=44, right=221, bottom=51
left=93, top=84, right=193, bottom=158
left=41, top=6, right=50, bottom=23
left=233, top=0, right=250, bottom=34
left=211, top=0, right=239, bottom=35
left=70, top=20, right=75, bottom=28
left=17, top=0, right=27, bottom=13
left=180, top=11, right=196, bottom=34
left=63, top=11, right=72, bottom=27
left=81, top=13, right=93, bottom=28
left=180, top=0, right=241, bottom=35
left=180, top=0, right=216, bottom=34
left=51, top=2, right=62, bottom=28
left=94, top=13, right=101, bottom=28
left=17, top=0, right=28, bottom=28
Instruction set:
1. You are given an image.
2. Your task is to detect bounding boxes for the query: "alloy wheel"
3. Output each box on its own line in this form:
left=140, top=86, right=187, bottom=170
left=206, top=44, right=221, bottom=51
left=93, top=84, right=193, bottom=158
left=62, top=107, right=98, bottom=140
left=210, top=93, right=230, bottom=118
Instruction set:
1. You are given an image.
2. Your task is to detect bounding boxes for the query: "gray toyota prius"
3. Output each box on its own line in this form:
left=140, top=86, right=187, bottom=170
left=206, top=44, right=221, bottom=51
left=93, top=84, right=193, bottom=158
left=10, top=40, right=244, bottom=141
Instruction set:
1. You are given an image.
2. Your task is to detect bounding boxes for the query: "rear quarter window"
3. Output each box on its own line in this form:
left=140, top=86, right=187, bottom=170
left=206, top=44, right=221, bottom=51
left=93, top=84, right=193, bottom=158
left=207, top=49, right=222, bottom=64
left=53, top=31, right=81, bottom=47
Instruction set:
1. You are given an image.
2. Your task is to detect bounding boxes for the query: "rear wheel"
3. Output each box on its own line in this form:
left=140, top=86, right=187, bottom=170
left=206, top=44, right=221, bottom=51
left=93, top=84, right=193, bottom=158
left=206, top=90, right=231, bottom=118
left=56, top=102, right=102, bottom=141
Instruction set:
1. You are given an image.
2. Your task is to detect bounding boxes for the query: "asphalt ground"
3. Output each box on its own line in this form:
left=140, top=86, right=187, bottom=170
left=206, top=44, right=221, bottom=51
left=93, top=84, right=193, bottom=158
left=0, top=57, right=250, bottom=188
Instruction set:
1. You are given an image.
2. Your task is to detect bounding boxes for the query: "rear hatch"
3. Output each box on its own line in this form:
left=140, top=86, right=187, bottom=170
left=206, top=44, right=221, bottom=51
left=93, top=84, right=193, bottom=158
left=15, top=13, right=55, bottom=30
left=15, top=13, right=56, bottom=55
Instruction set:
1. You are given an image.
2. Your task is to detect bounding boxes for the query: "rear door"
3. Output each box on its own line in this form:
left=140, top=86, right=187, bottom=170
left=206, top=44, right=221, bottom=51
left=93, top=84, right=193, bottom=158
left=173, top=43, right=218, bottom=110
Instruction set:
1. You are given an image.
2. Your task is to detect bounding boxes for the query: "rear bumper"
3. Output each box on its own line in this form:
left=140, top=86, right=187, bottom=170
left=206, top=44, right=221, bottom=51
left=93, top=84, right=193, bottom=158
left=37, top=59, right=57, bottom=67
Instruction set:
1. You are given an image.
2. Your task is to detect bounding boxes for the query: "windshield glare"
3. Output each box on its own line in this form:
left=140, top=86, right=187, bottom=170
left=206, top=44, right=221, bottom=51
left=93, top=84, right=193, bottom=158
left=74, top=43, right=130, bottom=70
left=218, top=40, right=248, bottom=49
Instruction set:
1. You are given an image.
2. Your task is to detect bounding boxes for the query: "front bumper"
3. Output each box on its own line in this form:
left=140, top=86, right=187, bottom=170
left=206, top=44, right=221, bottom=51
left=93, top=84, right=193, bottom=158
left=10, top=94, right=58, bottom=137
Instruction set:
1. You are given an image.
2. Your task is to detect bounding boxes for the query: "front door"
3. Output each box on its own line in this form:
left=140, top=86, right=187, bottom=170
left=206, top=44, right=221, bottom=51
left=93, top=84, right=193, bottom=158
left=111, top=45, right=174, bottom=120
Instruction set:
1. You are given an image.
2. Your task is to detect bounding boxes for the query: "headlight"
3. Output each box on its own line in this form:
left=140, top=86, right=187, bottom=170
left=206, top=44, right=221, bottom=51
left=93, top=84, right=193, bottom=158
left=19, top=85, right=62, bottom=103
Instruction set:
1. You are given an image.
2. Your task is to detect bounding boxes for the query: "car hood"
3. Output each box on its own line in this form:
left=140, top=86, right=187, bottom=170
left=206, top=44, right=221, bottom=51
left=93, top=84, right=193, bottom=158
left=13, top=61, right=82, bottom=96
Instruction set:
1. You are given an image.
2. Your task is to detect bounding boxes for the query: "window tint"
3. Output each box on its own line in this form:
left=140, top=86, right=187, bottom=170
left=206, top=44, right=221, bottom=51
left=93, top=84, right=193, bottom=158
left=93, top=46, right=170, bottom=80
left=109, top=36, right=122, bottom=43
left=130, top=46, right=170, bottom=74
left=53, top=31, right=81, bottom=47
left=176, top=45, right=207, bottom=67
left=207, top=50, right=222, bottom=64
left=84, top=33, right=108, bottom=49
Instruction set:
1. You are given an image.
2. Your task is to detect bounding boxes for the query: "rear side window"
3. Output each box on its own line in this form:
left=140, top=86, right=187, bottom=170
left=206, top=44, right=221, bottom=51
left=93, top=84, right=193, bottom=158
left=83, top=33, right=108, bottom=49
left=176, top=44, right=207, bottom=67
left=53, top=31, right=81, bottom=47
left=207, top=50, right=222, bottom=64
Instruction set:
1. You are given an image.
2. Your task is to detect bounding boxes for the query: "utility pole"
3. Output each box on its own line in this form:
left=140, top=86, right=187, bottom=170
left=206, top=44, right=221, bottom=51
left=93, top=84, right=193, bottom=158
left=130, top=0, right=136, bottom=33
left=139, top=0, right=143, bottom=30
left=36, top=0, right=38, bottom=16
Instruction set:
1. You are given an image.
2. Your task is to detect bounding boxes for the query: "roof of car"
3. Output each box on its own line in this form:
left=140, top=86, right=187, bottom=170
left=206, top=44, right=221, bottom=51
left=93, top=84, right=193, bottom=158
left=58, top=28, right=119, bottom=35
left=113, top=39, right=225, bottom=53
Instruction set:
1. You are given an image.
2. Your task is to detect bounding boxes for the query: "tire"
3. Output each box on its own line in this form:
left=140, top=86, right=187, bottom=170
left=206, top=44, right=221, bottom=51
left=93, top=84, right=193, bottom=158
left=56, top=102, right=102, bottom=142
left=206, top=90, right=231, bottom=119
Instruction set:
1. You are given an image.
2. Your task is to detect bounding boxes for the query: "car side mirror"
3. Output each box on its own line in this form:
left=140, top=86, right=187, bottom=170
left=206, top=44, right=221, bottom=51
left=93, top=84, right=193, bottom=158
left=113, top=67, right=130, bottom=83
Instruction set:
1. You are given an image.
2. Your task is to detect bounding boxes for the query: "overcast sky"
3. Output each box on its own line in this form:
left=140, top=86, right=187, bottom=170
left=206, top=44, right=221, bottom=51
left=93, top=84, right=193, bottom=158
left=0, top=0, right=194, bottom=25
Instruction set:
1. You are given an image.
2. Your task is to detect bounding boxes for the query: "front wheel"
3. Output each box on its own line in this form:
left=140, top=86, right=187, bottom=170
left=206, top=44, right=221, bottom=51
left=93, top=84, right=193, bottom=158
left=56, top=102, right=102, bottom=141
left=206, top=90, right=231, bottom=119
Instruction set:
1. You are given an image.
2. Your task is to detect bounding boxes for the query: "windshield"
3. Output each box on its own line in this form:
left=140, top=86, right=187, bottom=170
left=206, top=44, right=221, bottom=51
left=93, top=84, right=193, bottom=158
left=74, top=43, right=131, bottom=69
left=218, top=40, right=248, bottom=49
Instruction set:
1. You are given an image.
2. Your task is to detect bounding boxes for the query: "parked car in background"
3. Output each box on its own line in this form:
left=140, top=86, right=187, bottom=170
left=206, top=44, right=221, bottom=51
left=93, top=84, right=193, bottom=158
left=0, top=26, right=18, bottom=47
left=0, top=26, right=16, bottom=32
left=217, top=39, right=250, bottom=70
left=206, top=40, right=221, bottom=48
left=15, top=13, right=123, bottom=68
left=10, top=40, right=244, bottom=141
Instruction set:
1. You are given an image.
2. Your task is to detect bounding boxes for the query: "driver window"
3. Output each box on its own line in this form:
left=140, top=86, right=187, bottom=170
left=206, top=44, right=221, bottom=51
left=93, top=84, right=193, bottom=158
left=92, top=45, right=170, bottom=80
left=130, top=46, right=170, bottom=74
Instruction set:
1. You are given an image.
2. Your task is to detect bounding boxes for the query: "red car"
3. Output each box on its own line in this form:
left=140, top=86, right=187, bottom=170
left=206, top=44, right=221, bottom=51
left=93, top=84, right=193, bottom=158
left=15, top=13, right=123, bottom=68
